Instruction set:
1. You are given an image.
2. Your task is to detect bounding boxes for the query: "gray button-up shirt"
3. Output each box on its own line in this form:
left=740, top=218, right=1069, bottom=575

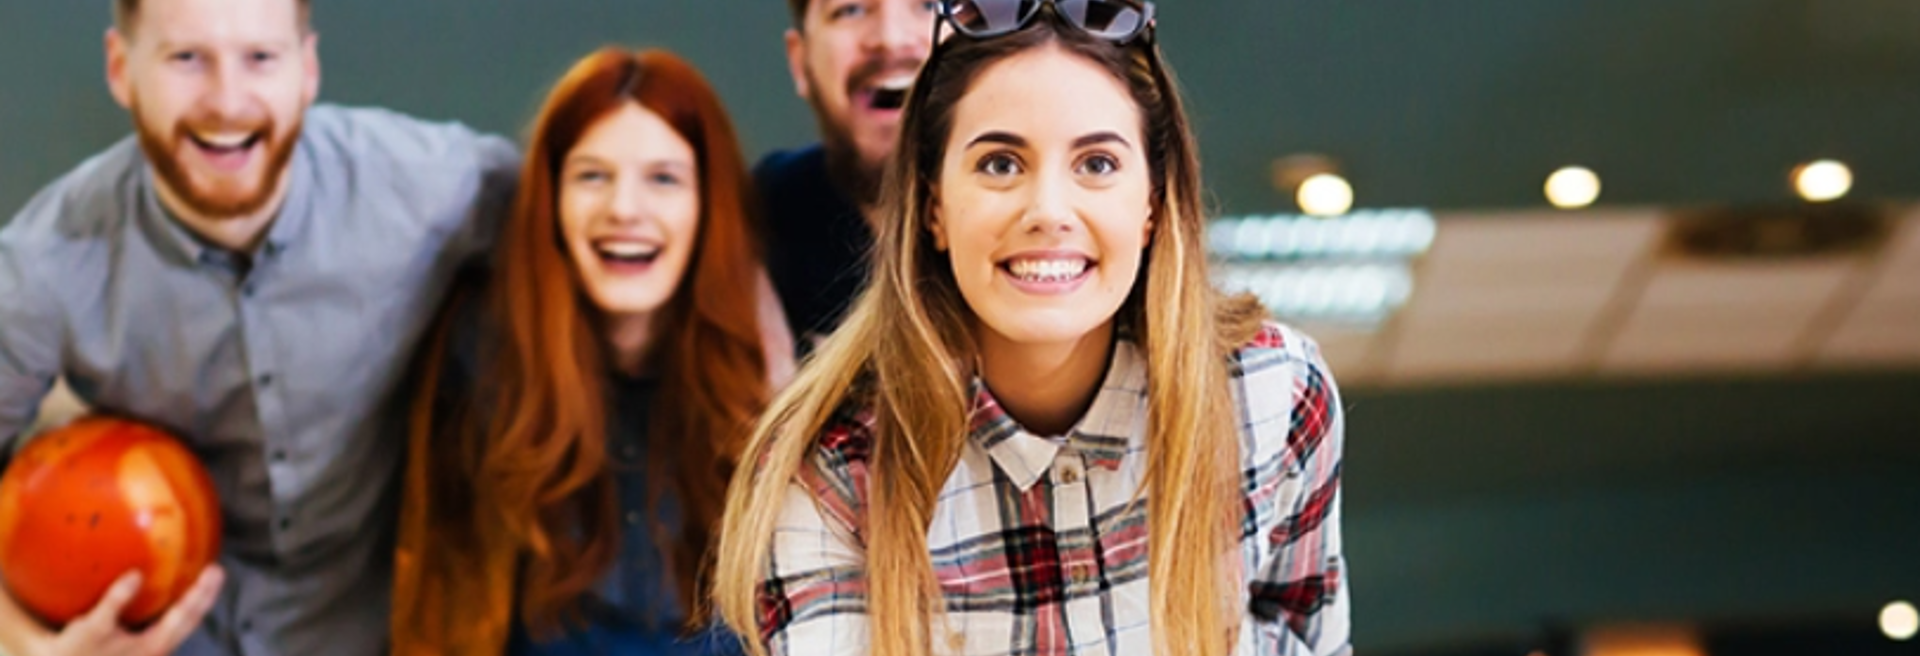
left=0, top=104, right=518, bottom=655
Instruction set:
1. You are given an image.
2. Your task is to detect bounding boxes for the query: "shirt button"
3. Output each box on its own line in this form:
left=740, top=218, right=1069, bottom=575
left=257, top=373, right=274, bottom=388
left=1069, top=563, right=1096, bottom=585
left=242, top=283, right=256, bottom=298
left=1059, top=464, right=1083, bottom=485
left=271, top=449, right=288, bottom=462
left=620, top=444, right=639, bottom=461
left=239, top=618, right=254, bottom=633
left=625, top=510, right=641, bottom=526
left=277, top=516, right=292, bottom=531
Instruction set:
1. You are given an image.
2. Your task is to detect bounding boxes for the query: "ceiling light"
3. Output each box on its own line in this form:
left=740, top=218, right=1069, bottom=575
left=1794, top=159, right=1852, bottom=203
left=1882, top=600, right=1918, bottom=641
left=1297, top=173, right=1354, bottom=217
left=1545, top=166, right=1601, bottom=209
left=1214, top=262, right=1414, bottom=325
left=1208, top=209, right=1436, bottom=262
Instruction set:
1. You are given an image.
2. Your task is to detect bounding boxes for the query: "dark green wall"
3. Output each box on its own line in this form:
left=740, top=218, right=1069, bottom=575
left=1345, top=372, right=1920, bottom=651
left=5, top=1, right=1919, bottom=222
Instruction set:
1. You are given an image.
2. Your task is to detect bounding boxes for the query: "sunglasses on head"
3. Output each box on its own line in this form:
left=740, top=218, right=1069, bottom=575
left=937, top=0, right=1157, bottom=44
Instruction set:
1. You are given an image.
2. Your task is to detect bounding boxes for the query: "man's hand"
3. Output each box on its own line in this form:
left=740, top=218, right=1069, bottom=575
left=4, top=566, right=223, bottom=656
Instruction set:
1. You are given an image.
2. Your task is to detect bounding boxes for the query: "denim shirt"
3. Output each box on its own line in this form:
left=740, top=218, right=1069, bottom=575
left=506, top=373, right=741, bottom=656
left=436, top=278, right=742, bottom=656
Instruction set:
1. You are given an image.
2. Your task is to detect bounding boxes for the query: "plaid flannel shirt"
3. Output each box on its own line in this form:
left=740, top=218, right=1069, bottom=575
left=758, top=322, right=1350, bottom=655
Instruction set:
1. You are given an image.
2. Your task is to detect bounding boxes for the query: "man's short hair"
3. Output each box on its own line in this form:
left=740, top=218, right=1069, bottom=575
left=114, top=0, right=314, bottom=36
left=787, top=0, right=809, bottom=26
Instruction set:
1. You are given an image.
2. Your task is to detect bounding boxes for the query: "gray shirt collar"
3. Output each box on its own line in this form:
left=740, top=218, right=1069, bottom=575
left=134, top=138, right=316, bottom=265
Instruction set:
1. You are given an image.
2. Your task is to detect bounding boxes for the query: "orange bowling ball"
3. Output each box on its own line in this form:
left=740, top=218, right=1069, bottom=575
left=0, top=415, right=221, bottom=627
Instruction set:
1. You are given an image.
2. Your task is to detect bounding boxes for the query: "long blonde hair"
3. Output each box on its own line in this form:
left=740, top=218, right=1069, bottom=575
left=715, top=11, right=1265, bottom=656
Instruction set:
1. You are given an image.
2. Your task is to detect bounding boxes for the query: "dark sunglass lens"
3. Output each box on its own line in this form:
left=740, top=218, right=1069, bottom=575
left=1058, top=0, right=1146, bottom=39
left=947, top=0, right=1042, bottom=36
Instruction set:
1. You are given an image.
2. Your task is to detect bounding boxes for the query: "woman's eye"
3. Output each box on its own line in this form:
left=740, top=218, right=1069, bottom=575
left=977, top=153, right=1022, bottom=177
left=1077, top=153, right=1120, bottom=176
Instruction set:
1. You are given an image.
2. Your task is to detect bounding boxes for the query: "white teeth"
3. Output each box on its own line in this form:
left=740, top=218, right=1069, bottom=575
left=597, top=241, right=658, bottom=258
left=875, top=76, right=914, bottom=91
left=1007, top=258, right=1088, bottom=282
left=196, top=132, right=253, bottom=148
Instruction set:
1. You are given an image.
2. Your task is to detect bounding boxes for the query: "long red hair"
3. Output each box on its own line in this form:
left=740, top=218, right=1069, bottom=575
left=394, top=47, right=768, bottom=649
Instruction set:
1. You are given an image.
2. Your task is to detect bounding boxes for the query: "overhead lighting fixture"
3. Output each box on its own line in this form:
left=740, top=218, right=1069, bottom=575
left=1793, top=159, right=1852, bottom=203
left=1297, top=173, right=1354, bottom=217
left=1207, top=209, right=1434, bottom=326
left=1214, top=262, right=1414, bottom=326
left=1545, top=166, right=1601, bottom=209
left=1208, top=208, right=1436, bottom=262
left=1883, top=600, right=1918, bottom=641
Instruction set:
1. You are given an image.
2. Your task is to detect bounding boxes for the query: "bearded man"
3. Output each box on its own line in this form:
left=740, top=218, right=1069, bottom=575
left=0, top=1, right=516, bottom=654
left=756, top=0, right=941, bottom=349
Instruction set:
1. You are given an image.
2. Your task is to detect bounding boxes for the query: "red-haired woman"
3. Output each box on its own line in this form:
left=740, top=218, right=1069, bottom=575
left=390, top=48, right=789, bottom=655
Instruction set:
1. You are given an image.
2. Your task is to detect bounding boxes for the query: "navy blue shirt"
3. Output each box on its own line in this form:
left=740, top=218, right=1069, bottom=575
left=438, top=282, right=741, bottom=656
left=506, top=372, right=737, bottom=656
left=753, top=145, right=871, bottom=349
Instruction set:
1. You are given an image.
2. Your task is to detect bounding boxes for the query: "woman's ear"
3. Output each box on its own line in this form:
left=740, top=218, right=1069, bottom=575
left=928, top=192, right=950, bottom=252
left=1142, top=190, right=1159, bottom=245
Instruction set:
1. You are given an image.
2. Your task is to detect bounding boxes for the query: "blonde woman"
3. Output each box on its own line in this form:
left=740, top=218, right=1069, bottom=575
left=715, top=1, right=1350, bottom=655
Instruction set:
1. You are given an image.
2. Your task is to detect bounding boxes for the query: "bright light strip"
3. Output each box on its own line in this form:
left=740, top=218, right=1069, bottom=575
left=1207, top=208, right=1437, bottom=262
left=1215, top=262, right=1415, bottom=325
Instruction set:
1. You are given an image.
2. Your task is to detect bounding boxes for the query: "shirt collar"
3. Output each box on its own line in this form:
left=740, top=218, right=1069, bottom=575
left=134, top=131, right=315, bottom=266
left=968, top=339, right=1150, bottom=492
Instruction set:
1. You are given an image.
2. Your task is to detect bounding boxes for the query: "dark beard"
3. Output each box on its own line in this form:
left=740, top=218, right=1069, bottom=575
left=133, top=101, right=301, bottom=220
left=804, top=63, right=904, bottom=211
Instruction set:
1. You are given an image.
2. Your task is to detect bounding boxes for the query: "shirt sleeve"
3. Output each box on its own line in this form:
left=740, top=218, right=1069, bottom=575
left=759, top=480, right=871, bottom=656
left=356, top=106, right=521, bottom=267
left=0, top=236, right=60, bottom=448
left=757, top=427, right=874, bottom=656
left=1247, top=333, right=1351, bottom=656
left=452, top=129, right=521, bottom=264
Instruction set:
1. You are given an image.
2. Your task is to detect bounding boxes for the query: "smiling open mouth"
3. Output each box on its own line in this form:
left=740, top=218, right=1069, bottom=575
left=187, top=130, right=264, bottom=155
left=863, top=75, right=914, bottom=111
left=1002, top=256, right=1093, bottom=283
left=595, top=239, right=662, bottom=267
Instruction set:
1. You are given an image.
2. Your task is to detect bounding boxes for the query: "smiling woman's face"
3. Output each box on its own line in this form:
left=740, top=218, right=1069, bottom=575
left=558, top=102, right=701, bottom=320
left=929, top=44, right=1153, bottom=349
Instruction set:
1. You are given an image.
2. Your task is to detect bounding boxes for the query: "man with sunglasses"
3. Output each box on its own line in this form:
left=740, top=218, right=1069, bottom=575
left=756, top=0, right=941, bottom=349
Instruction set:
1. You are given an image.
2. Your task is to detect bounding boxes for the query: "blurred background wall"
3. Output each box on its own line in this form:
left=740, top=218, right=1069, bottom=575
left=4, top=2, right=1917, bottom=654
